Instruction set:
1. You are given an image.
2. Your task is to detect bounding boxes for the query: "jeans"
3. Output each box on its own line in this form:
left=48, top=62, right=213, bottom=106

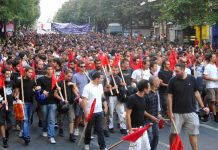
left=41, top=104, right=57, bottom=138
left=84, top=111, right=106, bottom=150
left=159, top=93, right=168, bottom=116
left=147, top=123, right=159, bottom=150
left=23, top=102, right=33, bottom=138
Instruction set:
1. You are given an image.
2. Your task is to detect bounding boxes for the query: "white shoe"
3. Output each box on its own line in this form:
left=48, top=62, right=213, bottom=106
left=19, top=130, right=23, bottom=137
left=74, top=128, right=79, bottom=136
left=42, top=132, right=47, bottom=137
left=50, top=137, right=56, bottom=144
left=84, top=144, right=90, bottom=150
left=91, top=136, right=94, bottom=140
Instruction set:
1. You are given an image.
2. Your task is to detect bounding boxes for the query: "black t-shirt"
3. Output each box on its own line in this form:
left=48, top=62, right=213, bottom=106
left=104, top=75, right=122, bottom=96
left=35, top=69, right=46, bottom=81
left=168, top=75, right=198, bottom=113
left=57, top=80, right=76, bottom=104
left=11, top=72, right=21, bottom=85
left=37, top=76, right=55, bottom=105
left=119, top=69, right=133, bottom=86
left=17, top=78, right=35, bottom=103
left=0, top=80, right=15, bottom=107
left=158, top=69, right=173, bottom=93
left=126, top=94, right=146, bottom=128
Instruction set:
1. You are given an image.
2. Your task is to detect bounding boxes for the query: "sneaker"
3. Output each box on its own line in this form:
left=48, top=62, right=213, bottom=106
left=55, top=123, right=59, bottom=129
left=120, top=129, right=127, bottom=135
left=74, top=128, right=79, bottom=136
left=19, top=130, right=23, bottom=138
left=90, top=136, right=94, bottom=140
left=109, top=128, right=114, bottom=133
left=50, top=137, right=56, bottom=144
left=42, top=132, right=47, bottom=137
left=3, top=138, right=8, bottom=148
left=69, top=133, right=76, bottom=142
left=100, top=148, right=108, bottom=150
left=84, top=144, right=90, bottom=150
left=59, top=129, right=64, bottom=137
left=104, top=130, right=110, bottom=137
left=23, top=137, right=30, bottom=145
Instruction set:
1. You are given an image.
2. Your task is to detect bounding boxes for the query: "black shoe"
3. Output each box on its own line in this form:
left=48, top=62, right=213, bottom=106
left=3, top=138, right=8, bottom=148
left=109, top=128, right=114, bottom=133
left=104, top=130, right=110, bottom=137
left=59, top=129, right=64, bottom=137
left=55, top=123, right=59, bottom=129
left=69, top=133, right=76, bottom=142
left=23, top=137, right=30, bottom=145
left=38, top=120, right=42, bottom=127
left=201, top=115, right=209, bottom=122
left=120, top=129, right=127, bottom=135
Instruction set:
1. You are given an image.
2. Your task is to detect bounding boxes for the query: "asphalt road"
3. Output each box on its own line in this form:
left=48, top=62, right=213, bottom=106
left=1, top=116, right=218, bottom=150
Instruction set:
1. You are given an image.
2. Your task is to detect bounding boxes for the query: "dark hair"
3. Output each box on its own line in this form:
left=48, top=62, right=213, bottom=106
left=53, top=58, right=62, bottom=67
left=161, top=60, right=168, bottom=69
left=137, top=79, right=149, bottom=92
left=12, top=59, right=19, bottom=68
left=175, top=63, right=185, bottom=70
left=45, top=64, right=53, bottom=69
left=19, top=52, right=26, bottom=59
left=25, top=66, right=33, bottom=72
left=92, top=71, right=102, bottom=80
left=2, top=67, right=11, bottom=74
left=149, top=61, right=157, bottom=70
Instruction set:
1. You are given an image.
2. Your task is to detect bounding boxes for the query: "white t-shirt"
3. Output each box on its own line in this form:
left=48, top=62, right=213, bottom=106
left=131, top=69, right=151, bottom=82
left=82, top=82, right=103, bottom=113
left=185, top=68, right=191, bottom=75
left=204, top=64, right=218, bottom=88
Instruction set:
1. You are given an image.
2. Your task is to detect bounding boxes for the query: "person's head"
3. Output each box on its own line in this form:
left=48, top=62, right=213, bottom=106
left=121, top=59, right=129, bottom=70
left=25, top=66, right=33, bottom=79
left=79, top=62, right=86, bottom=73
left=65, top=69, right=73, bottom=81
left=2, top=68, right=11, bottom=81
left=37, top=59, right=44, bottom=70
left=174, top=63, right=186, bottom=79
left=19, top=52, right=27, bottom=61
left=94, top=59, right=101, bottom=70
left=180, top=57, right=188, bottom=66
left=12, top=60, right=20, bottom=72
left=195, top=54, right=203, bottom=64
left=208, top=53, right=216, bottom=63
left=149, top=76, right=160, bottom=89
left=69, top=60, right=76, bottom=69
left=112, top=66, right=119, bottom=76
left=45, top=64, right=53, bottom=76
left=142, top=59, right=150, bottom=70
left=137, top=79, right=150, bottom=94
left=162, top=60, right=170, bottom=70
left=92, top=72, right=103, bottom=84
left=53, top=58, right=62, bottom=68
left=149, top=61, right=157, bottom=73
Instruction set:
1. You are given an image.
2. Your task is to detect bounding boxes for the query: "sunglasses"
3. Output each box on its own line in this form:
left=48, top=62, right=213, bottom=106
left=80, top=66, right=85, bottom=68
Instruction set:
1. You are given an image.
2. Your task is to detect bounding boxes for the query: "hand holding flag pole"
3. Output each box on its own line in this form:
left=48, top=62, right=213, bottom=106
left=78, top=98, right=96, bottom=145
left=118, top=62, right=127, bottom=90
left=108, top=65, right=119, bottom=94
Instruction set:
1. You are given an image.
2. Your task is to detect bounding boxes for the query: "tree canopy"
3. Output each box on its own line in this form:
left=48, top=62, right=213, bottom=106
left=0, top=0, right=40, bottom=26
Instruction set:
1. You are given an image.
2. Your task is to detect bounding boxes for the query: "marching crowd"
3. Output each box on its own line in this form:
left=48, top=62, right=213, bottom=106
left=0, top=30, right=216, bottom=150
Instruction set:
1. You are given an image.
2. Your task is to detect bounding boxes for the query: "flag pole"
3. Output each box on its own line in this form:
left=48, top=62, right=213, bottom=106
left=118, top=62, right=127, bottom=90
left=78, top=123, right=87, bottom=145
left=3, top=85, right=8, bottom=111
left=102, top=65, right=113, bottom=95
left=63, top=80, right=67, bottom=101
left=108, top=65, right=119, bottom=94
left=56, top=82, right=64, bottom=101
left=108, top=140, right=124, bottom=150
left=171, top=119, right=178, bottom=134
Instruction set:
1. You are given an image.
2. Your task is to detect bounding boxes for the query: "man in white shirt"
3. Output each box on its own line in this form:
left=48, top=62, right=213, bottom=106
left=82, top=72, right=107, bottom=150
left=131, top=60, right=151, bottom=83
left=203, top=54, right=218, bottom=122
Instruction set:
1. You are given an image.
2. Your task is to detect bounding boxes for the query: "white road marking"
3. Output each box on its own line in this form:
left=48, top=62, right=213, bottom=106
left=159, top=141, right=170, bottom=148
left=200, top=124, right=218, bottom=132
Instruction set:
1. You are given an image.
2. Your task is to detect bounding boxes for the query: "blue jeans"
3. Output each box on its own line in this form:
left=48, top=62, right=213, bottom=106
left=146, top=122, right=159, bottom=150
left=41, top=104, right=57, bottom=138
left=84, top=111, right=106, bottom=150
left=23, top=102, right=33, bottom=138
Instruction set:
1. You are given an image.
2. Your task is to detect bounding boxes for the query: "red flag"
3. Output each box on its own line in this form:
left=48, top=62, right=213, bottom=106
left=98, top=51, right=103, bottom=60
left=51, top=73, right=57, bottom=90
left=101, top=55, right=109, bottom=67
left=2, top=60, right=6, bottom=70
left=58, top=69, right=65, bottom=82
left=112, top=54, right=120, bottom=67
left=137, top=33, right=141, bottom=42
left=31, top=61, right=35, bottom=80
left=122, top=123, right=152, bottom=142
left=170, top=134, right=184, bottom=150
left=0, top=75, right=5, bottom=89
left=169, top=49, right=177, bottom=71
left=68, top=50, right=74, bottom=68
left=19, top=60, right=24, bottom=76
left=86, top=98, right=96, bottom=122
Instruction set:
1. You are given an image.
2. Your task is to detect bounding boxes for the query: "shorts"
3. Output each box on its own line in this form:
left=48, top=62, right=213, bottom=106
left=206, top=88, right=218, bottom=102
left=68, top=104, right=75, bottom=123
left=0, top=107, right=14, bottom=126
left=170, top=112, right=199, bottom=135
left=128, top=131, right=150, bottom=150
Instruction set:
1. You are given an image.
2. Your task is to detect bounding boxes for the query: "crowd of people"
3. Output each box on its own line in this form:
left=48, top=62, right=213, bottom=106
left=0, top=30, right=216, bottom=150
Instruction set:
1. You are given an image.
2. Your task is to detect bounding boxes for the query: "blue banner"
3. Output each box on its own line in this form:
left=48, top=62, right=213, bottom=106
left=51, top=23, right=91, bottom=34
